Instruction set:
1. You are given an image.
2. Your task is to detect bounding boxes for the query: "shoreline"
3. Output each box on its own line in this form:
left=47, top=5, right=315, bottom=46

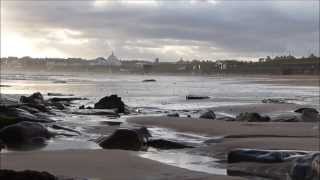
left=2, top=149, right=245, bottom=180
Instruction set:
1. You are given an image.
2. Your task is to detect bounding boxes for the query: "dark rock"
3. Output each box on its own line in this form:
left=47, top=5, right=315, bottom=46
left=0, top=121, right=52, bottom=149
left=294, top=108, right=319, bottom=122
left=136, top=126, right=152, bottom=138
left=186, top=95, right=210, bottom=100
left=295, top=108, right=319, bottom=114
left=271, top=114, right=301, bottom=122
left=24, top=103, right=51, bottom=113
left=79, top=105, right=85, bottom=109
left=235, top=112, right=270, bottom=122
left=0, top=107, right=54, bottom=124
left=148, top=139, right=193, bottom=149
left=19, top=105, right=41, bottom=114
left=262, top=98, right=286, bottom=104
left=94, top=95, right=126, bottom=113
left=20, top=92, right=45, bottom=105
left=142, top=79, right=156, bottom=82
left=290, top=153, right=320, bottom=180
left=102, top=121, right=123, bottom=126
left=200, top=110, right=216, bottom=120
left=98, top=127, right=150, bottom=151
left=51, top=102, right=66, bottom=110
left=0, top=169, right=57, bottom=180
left=167, top=113, right=180, bottom=117
left=228, top=149, right=307, bottom=163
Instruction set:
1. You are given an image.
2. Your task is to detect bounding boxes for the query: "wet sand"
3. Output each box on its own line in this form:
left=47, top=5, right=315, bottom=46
left=210, top=103, right=304, bottom=116
left=129, top=116, right=318, bottom=138
left=129, top=114, right=319, bottom=179
left=235, top=75, right=319, bottom=86
left=2, top=149, right=245, bottom=180
left=128, top=102, right=319, bottom=159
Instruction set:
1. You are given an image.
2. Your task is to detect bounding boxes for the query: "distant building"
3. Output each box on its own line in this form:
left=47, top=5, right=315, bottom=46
left=154, top=58, right=159, bottom=64
left=90, top=52, right=122, bottom=66
left=216, top=60, right=239, bottom=70
left=106, top=51, right=122, bottom=66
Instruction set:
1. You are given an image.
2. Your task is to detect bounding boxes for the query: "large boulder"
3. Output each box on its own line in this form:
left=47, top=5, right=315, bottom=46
left=290, top=153, right=320, bottom=180
left=295, top=108, right=319, bottom=114
left=98, top=127, right=150, bottom=151
left=199, top=110, right=216, bottom=120
left=228, top=149, right=306, bottom=163
left=94, top=95, right=126, bottom=113
left=235, top=112, right=270, bottom=122
left=295, top=108, right=319, bottom=122
left=20, top=92, right=45, bottom=105
left=0, top=121, right=52, bottom=149
left=0, top=170, right=56, bottom=180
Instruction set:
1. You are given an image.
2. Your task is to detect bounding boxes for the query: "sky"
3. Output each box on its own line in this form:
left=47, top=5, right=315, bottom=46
left=1, top=0, right=319, bottom=61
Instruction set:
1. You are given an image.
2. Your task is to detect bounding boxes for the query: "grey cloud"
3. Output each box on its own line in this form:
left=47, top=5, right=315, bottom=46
left=2, top=0, right=319, bottom=60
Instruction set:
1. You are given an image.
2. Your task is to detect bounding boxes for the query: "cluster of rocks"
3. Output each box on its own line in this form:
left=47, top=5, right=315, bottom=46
left=0, top=92, right=130, bottom=150
left=0, top=170, right=57, bottom=180
left=0, top=92, right=79, bottom=150
left=195, top=108, right=319, bottom=122
left=227, top=149, right=320, bottom=180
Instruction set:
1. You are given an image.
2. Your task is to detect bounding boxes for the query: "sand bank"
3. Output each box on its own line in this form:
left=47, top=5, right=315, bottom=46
left=2, top=149, right=245, bottom=180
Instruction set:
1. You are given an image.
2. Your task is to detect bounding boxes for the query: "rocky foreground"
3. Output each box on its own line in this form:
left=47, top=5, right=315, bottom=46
left=0, top=92, right=319, bottom=180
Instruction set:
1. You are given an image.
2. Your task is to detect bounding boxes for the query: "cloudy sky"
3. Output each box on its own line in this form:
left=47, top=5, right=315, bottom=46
left=1, top=0, right=319, bottom=61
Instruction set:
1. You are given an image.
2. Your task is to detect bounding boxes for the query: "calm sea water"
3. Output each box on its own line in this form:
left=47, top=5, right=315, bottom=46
left=1, top=73, right=318, bottom=110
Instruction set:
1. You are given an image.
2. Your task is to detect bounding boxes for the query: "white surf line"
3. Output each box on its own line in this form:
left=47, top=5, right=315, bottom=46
left=138, top=127, right=227, bottom=175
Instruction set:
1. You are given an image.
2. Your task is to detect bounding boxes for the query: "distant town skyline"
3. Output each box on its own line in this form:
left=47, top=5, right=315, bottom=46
left=1, top=0, right=319, bottom=61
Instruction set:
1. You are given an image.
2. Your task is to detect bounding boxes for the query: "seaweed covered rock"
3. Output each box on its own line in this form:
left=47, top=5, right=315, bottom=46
left=20, top=92, right=45, bottom=105
left=0, top=170, right=57, bottom=180
left=199, top=110, right=216, bottom=120
left=94, top=95, right=127, bottom=113
left=290, top=153, right=320, bottom=180
left=295, top=108, right=319, bottom=122
left=98, top=127, right=150, bottom=151
left=0, top=121, right=52, bottom=149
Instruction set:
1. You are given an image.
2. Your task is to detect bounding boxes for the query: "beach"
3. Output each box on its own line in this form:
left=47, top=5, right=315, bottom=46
left=0, top=74, right=319, bottom=180
left=3, top=149, right=245, bottom=180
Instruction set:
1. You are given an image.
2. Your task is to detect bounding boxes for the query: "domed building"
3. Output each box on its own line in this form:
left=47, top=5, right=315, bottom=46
left=91, top=51, right=122, bottom=67
left=106, top=51, right=122, bottom=66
